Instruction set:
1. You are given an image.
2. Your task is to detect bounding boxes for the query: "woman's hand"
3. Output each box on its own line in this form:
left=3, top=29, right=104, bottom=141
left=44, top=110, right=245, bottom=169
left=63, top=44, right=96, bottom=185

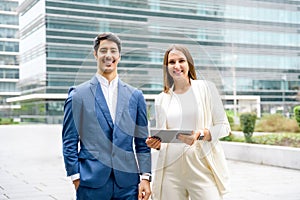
left=177, top=130, right=211, bottom=145
left=177, top=130, right=198, bottom=145
left=146, top=136, right=161, bottom=150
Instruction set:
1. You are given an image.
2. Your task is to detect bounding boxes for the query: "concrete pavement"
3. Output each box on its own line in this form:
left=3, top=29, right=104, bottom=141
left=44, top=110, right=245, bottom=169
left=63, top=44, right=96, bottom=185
left=0, top=125, right=300, bottom=200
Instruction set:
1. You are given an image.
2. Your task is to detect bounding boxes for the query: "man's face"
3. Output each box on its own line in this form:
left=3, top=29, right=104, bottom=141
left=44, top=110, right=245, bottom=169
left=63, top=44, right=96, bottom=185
left=94, top=39, right=120, bottom=77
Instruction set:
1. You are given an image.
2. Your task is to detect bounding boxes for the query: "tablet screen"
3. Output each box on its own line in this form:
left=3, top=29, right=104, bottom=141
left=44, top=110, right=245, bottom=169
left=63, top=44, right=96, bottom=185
left=150, top=129, right=192, bottom=143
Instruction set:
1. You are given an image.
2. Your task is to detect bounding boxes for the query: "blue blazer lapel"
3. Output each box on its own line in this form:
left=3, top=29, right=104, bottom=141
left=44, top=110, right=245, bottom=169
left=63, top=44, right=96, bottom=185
left=90, top=76, right=114, bottom=129
left=115, top=80, right=130, bottom=126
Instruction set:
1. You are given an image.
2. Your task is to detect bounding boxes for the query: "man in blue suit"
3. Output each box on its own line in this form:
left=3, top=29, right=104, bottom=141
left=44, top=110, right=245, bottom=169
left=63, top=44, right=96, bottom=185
left=62, top=32, right=152, bottom=200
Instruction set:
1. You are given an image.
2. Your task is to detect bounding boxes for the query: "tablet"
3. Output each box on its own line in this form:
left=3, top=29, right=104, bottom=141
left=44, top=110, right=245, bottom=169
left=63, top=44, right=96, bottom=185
left=150, top=129, right=193, bottom=143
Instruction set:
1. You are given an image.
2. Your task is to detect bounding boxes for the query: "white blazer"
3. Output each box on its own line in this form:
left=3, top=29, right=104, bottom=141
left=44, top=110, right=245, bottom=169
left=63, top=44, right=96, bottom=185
left=151, top=80, right=231, bottom=199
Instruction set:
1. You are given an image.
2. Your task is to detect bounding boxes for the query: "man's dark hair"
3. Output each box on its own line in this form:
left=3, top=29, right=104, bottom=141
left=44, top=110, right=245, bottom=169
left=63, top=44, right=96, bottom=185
left=93, top=32, right=121, bottom=53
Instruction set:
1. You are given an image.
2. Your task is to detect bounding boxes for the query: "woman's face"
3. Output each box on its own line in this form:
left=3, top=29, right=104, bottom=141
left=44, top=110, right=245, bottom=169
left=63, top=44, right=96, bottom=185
left=167, top=49, right=189, bottom=81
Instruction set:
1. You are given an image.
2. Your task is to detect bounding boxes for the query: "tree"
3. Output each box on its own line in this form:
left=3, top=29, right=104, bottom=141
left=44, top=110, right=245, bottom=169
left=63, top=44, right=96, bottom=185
left=240, top=113, right=257, bottom=143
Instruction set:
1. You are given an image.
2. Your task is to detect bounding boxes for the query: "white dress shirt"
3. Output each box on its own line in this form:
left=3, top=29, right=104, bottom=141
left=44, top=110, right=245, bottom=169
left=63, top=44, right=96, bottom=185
left=96, top=73, right=118, bottom=123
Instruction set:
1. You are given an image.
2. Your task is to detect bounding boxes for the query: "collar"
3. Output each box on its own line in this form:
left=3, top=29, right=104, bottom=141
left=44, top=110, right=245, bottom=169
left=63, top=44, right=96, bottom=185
left=96, top=73, right=119, bottom=87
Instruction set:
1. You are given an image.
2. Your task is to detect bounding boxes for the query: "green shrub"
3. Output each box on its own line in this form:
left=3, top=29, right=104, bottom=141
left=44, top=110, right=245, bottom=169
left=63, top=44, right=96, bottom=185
left=294, top=105, right=300, bottom=128
left=220, top=134, right=244, bottom=142
left=0, top=118, right=15, bottom=125
left=240, top=113, right=257, bottom=143
left=225, top=110, right=241, bottom=131
left=255, top=114, right=299, bottom=133
left=227, top=114, right=234, bottom=128
left=251, top=133, right=300, bottom=148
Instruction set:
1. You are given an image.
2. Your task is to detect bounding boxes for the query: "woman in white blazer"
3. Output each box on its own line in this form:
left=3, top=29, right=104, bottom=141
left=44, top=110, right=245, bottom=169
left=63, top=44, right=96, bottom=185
left=146, top=44, right=231, bottom=200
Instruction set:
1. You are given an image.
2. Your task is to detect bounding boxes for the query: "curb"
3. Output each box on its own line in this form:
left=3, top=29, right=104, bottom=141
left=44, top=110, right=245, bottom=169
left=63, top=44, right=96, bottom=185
left=221, top=141, right=300, bottom=170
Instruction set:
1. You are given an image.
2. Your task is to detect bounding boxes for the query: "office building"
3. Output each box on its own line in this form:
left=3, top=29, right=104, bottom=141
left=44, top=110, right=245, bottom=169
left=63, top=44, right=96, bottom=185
left=7, top=0, right=300, bottom=123
left=0, top=0, right=19, bottom=119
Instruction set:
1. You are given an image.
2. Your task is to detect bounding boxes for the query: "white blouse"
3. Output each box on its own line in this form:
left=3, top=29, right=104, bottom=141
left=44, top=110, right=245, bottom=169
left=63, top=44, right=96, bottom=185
left=166, top=87, right=197, bottom=130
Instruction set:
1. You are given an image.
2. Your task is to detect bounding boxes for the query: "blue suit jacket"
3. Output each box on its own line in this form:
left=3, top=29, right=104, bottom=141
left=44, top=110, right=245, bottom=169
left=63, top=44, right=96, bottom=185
left=62, top=76, right=151, bottom=188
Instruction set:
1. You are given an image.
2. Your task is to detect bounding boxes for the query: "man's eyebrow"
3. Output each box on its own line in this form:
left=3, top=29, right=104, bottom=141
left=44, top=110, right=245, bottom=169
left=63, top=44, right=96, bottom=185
left=99, top=47, right=117, bottom=49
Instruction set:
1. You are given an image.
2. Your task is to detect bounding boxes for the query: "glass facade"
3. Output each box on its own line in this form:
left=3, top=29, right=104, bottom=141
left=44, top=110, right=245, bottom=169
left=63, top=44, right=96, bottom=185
left=0, top=0, right=19, bottom=118
left=10, top=0, right=300, bottom=123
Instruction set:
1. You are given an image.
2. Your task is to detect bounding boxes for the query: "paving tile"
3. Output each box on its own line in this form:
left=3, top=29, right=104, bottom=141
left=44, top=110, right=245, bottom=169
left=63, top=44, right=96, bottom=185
left=0, top=125, right=300, bottom=200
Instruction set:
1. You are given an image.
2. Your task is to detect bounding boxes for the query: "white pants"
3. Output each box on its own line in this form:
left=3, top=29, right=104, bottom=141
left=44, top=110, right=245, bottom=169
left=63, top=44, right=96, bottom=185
left=160, top=143, right=222, bottom=200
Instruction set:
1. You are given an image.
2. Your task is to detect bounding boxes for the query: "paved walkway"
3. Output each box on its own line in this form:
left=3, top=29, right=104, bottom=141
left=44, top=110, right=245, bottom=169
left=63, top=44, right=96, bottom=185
left=0, top=125, right=300, bottom=200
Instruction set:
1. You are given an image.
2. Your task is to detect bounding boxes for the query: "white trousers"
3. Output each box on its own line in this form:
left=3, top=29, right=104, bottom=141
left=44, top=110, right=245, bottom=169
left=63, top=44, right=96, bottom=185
left=160, top=144, right=222, bottom=200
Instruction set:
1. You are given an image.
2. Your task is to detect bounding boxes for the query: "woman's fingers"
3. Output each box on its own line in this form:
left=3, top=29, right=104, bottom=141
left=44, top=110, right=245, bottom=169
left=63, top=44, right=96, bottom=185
left=146, top=137, right=161, bottom=149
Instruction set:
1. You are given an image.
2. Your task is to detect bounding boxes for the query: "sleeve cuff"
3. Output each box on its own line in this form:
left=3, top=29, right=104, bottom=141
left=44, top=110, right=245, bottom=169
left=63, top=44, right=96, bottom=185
left=70, top=173, right=80, bottom=181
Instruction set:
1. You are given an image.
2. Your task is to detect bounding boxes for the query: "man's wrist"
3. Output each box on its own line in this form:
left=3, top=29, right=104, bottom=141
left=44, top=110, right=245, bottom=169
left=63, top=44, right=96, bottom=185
left=70, top=173, right=80, bottom=181
left=140, top=173, right=152, bottom=182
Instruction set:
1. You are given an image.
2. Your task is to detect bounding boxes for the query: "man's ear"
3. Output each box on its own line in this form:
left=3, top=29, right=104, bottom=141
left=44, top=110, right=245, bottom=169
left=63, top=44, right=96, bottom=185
left=93, top=51, right=97, bottom=59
